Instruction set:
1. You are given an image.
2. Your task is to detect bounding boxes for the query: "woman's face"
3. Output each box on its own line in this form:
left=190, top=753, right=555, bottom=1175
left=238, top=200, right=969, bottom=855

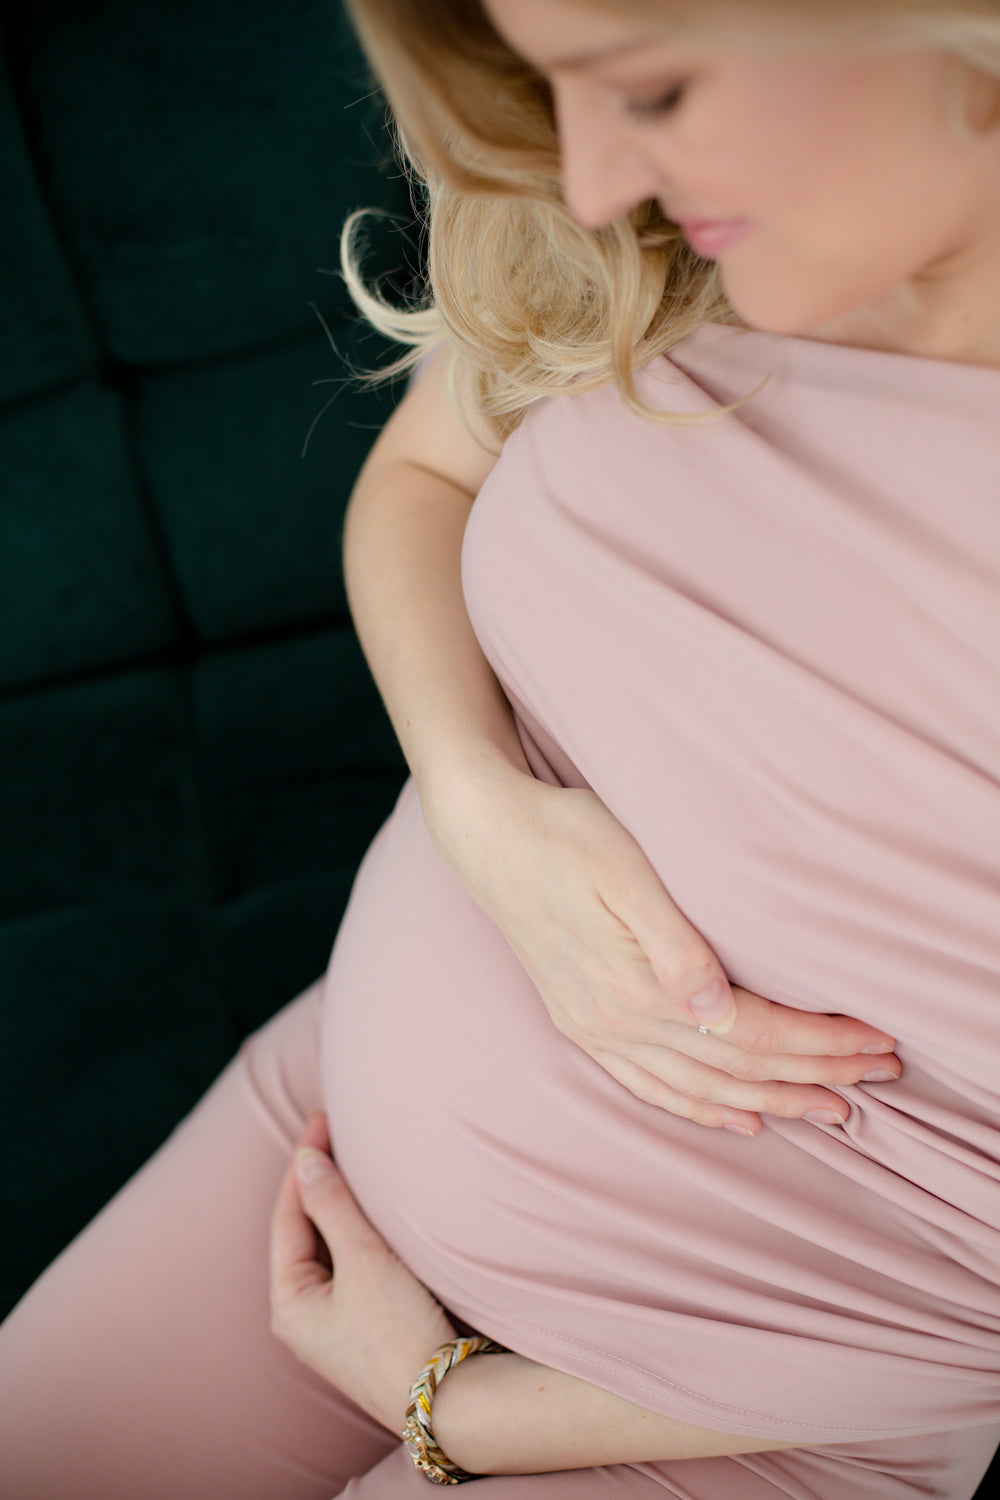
left=482, top=0, right=1000, bottom=360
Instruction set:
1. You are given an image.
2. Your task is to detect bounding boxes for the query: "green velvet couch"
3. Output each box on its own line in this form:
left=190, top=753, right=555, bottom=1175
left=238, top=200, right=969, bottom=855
left=0, top=0, right=411, bottom=1319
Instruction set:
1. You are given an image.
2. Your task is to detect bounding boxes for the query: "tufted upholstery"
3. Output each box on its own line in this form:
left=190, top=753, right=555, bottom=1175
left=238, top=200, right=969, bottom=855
left=0, top=0, right=412, bottom=1316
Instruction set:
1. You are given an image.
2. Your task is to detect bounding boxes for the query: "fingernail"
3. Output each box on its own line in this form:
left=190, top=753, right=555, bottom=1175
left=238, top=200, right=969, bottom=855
left=688, top=979, right=733, bottom=1026
left=722, top=1123, right=758, bottom=1137
left=804, top=1109, right=847, bottom=1126
left=296, top=1147, right=333, bottom=1186
left=862, top=1068, right=898, bottom=1083
left=861, top=1039, right=895, bottom=1054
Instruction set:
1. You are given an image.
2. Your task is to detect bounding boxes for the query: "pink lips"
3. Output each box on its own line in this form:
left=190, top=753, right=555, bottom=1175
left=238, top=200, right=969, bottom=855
left=677, top=218, right=752, bottom=258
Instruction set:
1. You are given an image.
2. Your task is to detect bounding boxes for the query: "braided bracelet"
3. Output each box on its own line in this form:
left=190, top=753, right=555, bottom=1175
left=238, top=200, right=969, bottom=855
left=401, top=1335, right=507, bottom=1484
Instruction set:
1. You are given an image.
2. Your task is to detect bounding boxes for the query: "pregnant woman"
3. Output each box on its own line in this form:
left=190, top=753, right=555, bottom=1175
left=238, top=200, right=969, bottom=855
left=1, top=0, right=999, bottom=1496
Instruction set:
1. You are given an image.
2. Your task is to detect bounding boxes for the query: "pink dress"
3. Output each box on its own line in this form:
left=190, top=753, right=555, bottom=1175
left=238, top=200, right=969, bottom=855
left=322, top=323, right=1000, bottom=1493
left=2, top=322, right=998, bottom=1498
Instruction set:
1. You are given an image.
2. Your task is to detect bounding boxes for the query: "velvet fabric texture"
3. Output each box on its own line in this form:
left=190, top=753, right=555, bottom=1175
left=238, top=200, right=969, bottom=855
left=0, top=0, right=410, bottom=1316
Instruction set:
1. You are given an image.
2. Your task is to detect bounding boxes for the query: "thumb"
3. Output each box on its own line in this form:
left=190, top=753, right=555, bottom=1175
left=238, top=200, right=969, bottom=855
left=601, top=830, right=738, bottom=1036
left=681, top=974, right=737, bottom=1033
left=630, top=901, right=737, bottom=1034
left=295, top=1145, right=338, bottom=1189
left=294, top=1148, right=385, bottom=1254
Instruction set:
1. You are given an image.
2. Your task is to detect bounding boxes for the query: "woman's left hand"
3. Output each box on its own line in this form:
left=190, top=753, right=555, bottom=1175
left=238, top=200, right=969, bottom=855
left=269, top=1111, right=456, bottom=1433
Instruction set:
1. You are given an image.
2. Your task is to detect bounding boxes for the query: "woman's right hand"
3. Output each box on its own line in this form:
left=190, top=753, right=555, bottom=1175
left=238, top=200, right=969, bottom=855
left=421, top=754, right=901, bottom=1136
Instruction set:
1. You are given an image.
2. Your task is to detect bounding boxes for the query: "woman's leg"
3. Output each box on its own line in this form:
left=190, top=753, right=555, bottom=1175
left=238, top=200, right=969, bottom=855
left=0, top=981, right=395, bottom=1500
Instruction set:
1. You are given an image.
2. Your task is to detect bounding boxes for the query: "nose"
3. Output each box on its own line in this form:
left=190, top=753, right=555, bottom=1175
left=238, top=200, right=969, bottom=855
left=554, top=80, right=664, bottom=229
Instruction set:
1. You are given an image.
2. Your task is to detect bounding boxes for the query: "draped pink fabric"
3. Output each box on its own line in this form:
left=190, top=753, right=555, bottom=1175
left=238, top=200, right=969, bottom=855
left=322, top=323, right=1000, bottom=1462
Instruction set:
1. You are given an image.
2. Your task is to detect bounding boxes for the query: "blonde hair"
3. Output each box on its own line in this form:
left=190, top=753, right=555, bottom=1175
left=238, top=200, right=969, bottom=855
left=340, top=0, right=1000, bottom=437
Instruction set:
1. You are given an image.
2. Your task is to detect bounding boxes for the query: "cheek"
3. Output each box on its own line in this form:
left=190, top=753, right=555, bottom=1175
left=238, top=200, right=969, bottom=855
left=716, top=61, right=873, bottom=217
left=685, top=90, right=823, bottom=219
left=715, top=215, right=921, bottom=338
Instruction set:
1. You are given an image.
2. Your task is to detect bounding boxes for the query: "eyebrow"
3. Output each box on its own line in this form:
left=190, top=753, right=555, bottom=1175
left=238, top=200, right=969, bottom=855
left=536, top=30, right=671, bottom=72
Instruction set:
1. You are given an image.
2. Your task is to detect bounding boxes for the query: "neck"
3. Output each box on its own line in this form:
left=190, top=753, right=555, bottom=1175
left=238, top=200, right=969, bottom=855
left=806, top=286, right=1000, bottom=371
left=806, top=205, right=1000, bottom=371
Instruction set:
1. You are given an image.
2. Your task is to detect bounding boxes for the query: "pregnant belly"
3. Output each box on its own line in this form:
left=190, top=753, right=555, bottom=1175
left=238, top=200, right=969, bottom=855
left=319, top=779, right=1000, bottom=1443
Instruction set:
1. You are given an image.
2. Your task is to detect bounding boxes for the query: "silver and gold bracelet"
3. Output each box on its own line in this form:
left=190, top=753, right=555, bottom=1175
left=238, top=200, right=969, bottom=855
left=402, top=1335, right=507, bottom=1484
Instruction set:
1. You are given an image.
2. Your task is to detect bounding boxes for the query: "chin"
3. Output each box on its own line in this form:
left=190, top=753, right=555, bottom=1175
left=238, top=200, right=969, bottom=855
left=720, top=258, right=899, bottom=347
left=722, top=276, right=869, bottom=342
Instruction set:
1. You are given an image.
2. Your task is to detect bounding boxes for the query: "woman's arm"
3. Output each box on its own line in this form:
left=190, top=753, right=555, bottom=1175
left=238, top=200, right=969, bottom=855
left=342, top=351, right=900, bottom=1129
left=431, top=1346, right=797, bottom=1474
left=342, top=350, right=523, bottom=798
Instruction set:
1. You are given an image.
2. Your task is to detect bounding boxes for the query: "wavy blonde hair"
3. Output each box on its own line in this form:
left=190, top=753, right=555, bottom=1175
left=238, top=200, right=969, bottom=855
left=340, top=0, right=1000, bottom=436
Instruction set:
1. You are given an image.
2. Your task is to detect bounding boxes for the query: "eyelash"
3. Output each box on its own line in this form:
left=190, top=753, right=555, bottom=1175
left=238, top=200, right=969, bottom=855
left=624, top=82, right=687, bottom=120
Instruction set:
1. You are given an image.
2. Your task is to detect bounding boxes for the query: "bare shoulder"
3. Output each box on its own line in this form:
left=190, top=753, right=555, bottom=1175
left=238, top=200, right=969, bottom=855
left=362, top=346, right=502, bottom=498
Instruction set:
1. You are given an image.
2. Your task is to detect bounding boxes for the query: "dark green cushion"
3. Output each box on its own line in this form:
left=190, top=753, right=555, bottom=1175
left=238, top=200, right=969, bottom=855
left=134, top=326, right=400, bottom=641
left=0, top=902, right=233, bottom=1311
left=0, top=25, right=95, bottom=405
left=194, top=631, right=405, bottom=907
left=0, top=380, right=179, bottom=690
left=0, top=0, right=412, bottom=1320
left=0, top=669, right=205, bottom=921
left=0, top=633, right=405, bottom=1314
left=3, top=0, right=399, bottom=365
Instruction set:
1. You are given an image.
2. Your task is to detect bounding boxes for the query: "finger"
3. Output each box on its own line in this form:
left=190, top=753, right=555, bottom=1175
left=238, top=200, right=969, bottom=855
left=663, top=1025, right=902, bottom=1088
left=269, top=1152, right=330, bottom=1304
left=602, top=842, right=897, bottom=1054
left=726, top=1047, right=902, bottom=1089
left=592, top=1048, right=763, bottom=1133
left=615, top=1042, right=865, bottom=1124
left=296, top=1108, right=332, bottom=1155
left=599, top=1048, right=861, bottom=1129
left=603, top=860, right=739, bottom=1034
left=589, top=1019, right=900, bottom=1122
left=294, top=1149, right=389, bottom=1263
left=723, top=990, right=897, bottom=1058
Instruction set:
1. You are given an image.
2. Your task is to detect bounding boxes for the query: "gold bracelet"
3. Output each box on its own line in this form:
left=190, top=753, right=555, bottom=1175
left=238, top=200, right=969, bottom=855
left=401, top=1335, right=507, bottom=1484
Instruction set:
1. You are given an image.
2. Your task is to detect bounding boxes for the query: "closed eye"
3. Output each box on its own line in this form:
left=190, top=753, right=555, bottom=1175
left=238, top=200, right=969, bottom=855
left=623, top=82, right=687, bottom=120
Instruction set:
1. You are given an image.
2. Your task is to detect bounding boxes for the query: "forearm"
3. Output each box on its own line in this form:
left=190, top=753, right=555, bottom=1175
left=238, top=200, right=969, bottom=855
left=430, top=1351, right=799, bottom=1475
left=342, top=455, right=530, bottom=797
